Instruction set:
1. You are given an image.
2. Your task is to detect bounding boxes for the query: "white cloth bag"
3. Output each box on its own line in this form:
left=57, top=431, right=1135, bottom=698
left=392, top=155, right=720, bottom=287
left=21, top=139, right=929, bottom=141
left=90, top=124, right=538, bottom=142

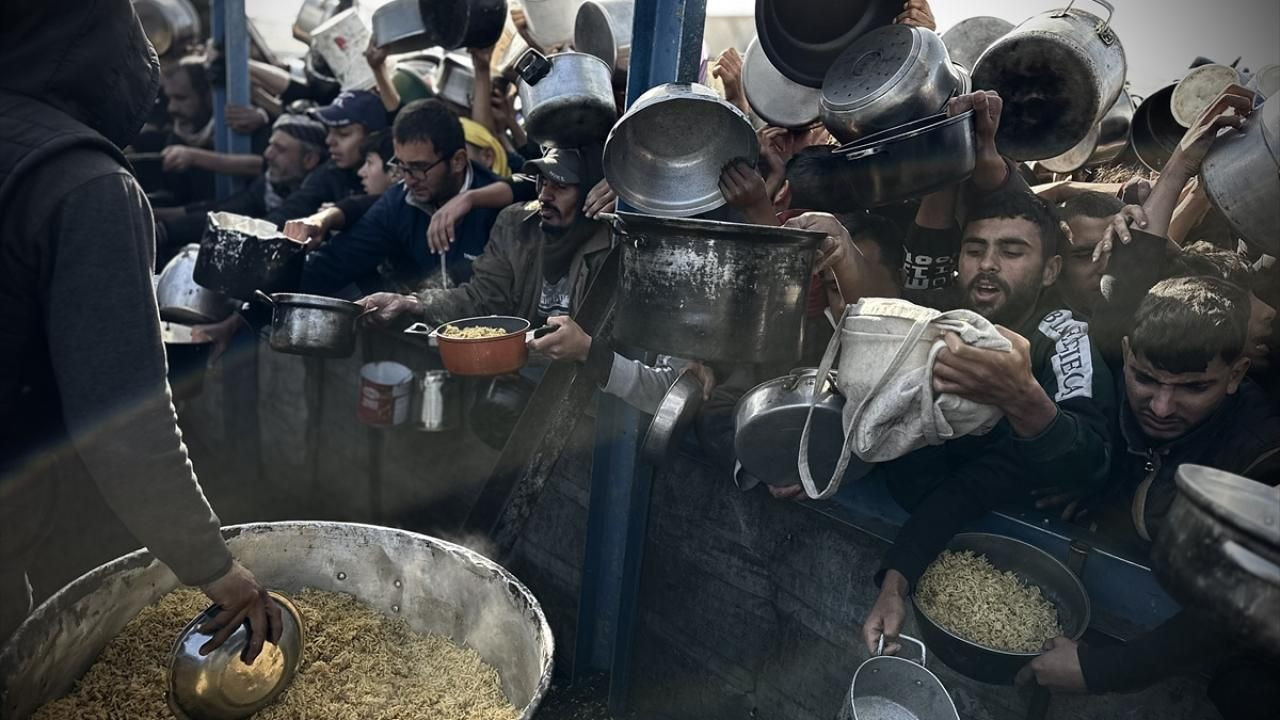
left=798, top=298, right=1011, bottom=500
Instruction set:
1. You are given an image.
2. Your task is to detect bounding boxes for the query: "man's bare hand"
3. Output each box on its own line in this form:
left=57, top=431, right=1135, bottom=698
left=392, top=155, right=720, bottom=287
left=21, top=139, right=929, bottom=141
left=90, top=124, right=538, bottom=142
left=719, top=159, right=777, bottom=226
left=895, top=0, right=936, bottom=30
left=198, top=560, right=282, bottom=665
left=427, top=192, right=474, bottom=254
left=357, top=293, right=422, bottom=325
left=162, top=145, right=197, bottom=172
left=584, top=179, right=617, bottom=219
left=947, top=90, right=1006, bottom=190
left=933, top=327, right=1058, bottom=437
left=527, top=315, right=591, bottom=362
left=283, top=216, right=329, bottom=251
left=1091, top=204, right=1151, bottom=263
left=225, top=104, right=267, bottom=134
left=191, top=314, right=246, bottom=367
left=863, top=570, right=910, bottom=656
left=1015, top=637, right=1087, bottom=693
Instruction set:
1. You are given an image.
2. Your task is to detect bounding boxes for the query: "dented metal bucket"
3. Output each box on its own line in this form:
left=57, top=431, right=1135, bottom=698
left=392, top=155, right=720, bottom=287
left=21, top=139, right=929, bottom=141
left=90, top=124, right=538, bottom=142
left=0, top=522, right=554, bottom=720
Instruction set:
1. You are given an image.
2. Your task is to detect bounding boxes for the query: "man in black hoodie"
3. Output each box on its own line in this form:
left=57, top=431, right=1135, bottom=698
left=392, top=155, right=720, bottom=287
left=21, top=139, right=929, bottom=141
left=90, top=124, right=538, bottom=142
left=0, top=0, right=280, bottom=657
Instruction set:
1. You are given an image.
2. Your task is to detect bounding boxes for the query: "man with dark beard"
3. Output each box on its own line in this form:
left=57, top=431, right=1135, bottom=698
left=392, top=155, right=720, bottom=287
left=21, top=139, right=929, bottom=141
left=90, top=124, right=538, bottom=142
left=860, top=188, right=1115, bottom=658
left=355, top=147, right=613, bottom=329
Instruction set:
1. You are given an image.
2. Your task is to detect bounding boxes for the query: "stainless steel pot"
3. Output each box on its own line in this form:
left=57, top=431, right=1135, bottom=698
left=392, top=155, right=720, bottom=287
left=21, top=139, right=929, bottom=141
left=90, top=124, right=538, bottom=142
left=255, top=291, right=363, bottom=359
left=438, top=52, right=476, bottom=109
left=412, top=370, right=462, bottom=432
left=573, top=0, right=633, bottom=74
left=1039, top=90, right=1134, bottom=173
left=941, top=16, right=1013, bottom=73
left=1201, top=96, right=1280, bottom=256
left=972, top=0, right=1127, bottom=161
left=840, top=635, right=960, bottom=720
left=157, top=244, right=234, bottom=324
left=0, top=522, right=555, bottom=720
left=912, top=533, right=1091, bottom=685
left=755, top=0, right=901, bottom=88
left=194, top=212, right=305, bottom=302
left=372, top=0, right=438, bottom=53
left=604, top=83, right=759, bottom=217
left=134, top=0, right=201, bottom=57
left=292, top=0, right=343, bottom=43
left=516, top=49, right=617, bottom=147
left=1151, top=465, right=1280, bottom=652
left=834, top=110, right=976, bottom=207
left=742, top=36, right=822, bottom=129
left=639, top=369, right=703, bottom=466
left=820, top=25, right=962, bottom=144
left=734, top=368, right=866, bottom=488
left=1130, top=83, right=1182, bottom=171
left=608, top=212, right=823, bottom=363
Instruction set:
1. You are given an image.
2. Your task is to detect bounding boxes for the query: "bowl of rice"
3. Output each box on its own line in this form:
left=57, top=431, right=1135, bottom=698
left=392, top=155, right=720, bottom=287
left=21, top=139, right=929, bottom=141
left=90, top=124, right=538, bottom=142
left=911, top=532, right=1091, bottom=684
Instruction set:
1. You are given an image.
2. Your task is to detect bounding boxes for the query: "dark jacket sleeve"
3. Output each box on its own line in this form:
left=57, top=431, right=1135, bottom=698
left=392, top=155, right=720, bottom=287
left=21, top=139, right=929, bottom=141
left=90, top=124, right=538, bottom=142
left=414, top=207, right=523, bottom=326
left=301, top=190, right=399, bottom=295
left=43, top=169, right=233, bottom=587
left=264, top=165, right=349, bottom=227
left=335, top=193, right=381, bottom=229
left=1078, top=611, right=1224, bottom=692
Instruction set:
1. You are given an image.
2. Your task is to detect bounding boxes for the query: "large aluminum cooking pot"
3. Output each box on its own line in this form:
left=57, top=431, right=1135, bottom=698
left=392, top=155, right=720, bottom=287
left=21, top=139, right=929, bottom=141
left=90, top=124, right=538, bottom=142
left=1040, top=89, right=1134, bottom=173
left=1130, top=83, right=1182, bottom=171
left=839, top=635, right=960, bottom=720
left=574, top=0, right=633, bottom=74
left=156, top=244, right=234, bottom=324
left=515, top=49, right=617, bottom=147
left=972, top=0, right=1126, bottom=161
left=604, top=83, right=759, bottom=217
left=194, top=212, right=305, bottom=302
left=755, top=0, right=900, bottom=88
left=1151, top=465, right=1280, bottom=653
left=0, top=522, right=554, bottom=720
left=743, top=36, right=822, bottom=129
left=607, top=212, right=823, bottom=363
left=913, top=533, right=1091, bottom=685
left=834, top=110, right=976, bottom=207
left=1201, top=96, right=1280, bottom=256
left=820, top=24, right=962, bottom=144
left=941, top=16, right=1013, bottom=73
left=256, top=291, right=363, bottom=359
left=134, top=0, right=201, bottom=57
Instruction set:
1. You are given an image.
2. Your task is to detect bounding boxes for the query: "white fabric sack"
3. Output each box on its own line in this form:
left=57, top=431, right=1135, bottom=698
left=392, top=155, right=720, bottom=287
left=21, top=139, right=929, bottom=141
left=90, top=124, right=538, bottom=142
left=798, top=298, right=1010, bottom=500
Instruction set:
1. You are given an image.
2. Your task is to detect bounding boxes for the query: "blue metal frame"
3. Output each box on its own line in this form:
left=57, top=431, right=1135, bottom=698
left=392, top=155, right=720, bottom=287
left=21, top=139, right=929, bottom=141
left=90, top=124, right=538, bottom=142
left=211, top=0, right=252, bottom=199
left=574, top=0, right=708, bottom=713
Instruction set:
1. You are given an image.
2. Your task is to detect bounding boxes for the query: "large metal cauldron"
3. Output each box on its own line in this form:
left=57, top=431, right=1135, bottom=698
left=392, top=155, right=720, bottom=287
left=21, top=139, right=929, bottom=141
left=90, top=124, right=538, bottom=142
left=971, top=0, right=1126, bottom=161
left=0, top=522, right=554, bottom=720
left=609, top=212, right=823, bottom=364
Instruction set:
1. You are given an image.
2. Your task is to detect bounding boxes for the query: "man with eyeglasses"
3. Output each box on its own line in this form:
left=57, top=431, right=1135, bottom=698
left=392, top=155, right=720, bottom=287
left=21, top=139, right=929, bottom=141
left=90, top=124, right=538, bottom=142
left=356, top=146, right=613, bottom=336
left=301, top=99, right=504, bottom=296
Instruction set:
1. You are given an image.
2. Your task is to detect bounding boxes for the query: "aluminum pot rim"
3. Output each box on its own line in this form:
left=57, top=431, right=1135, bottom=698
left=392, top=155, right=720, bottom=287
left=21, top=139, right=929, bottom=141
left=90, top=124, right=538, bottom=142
left=640, top=369, right=704, bottom=465
left=433, top=315, right=532, bottom=343
left=912, top=532, right=1091, bottom=658
left=267, top=293, right=363, bottom=314
left=742, top=36, right=822, bottom=128
left=612, top=211, right=824, bottom=248
left=849, top=649, right=960, bottom=720
left=837, top=110, right=974, bottom=154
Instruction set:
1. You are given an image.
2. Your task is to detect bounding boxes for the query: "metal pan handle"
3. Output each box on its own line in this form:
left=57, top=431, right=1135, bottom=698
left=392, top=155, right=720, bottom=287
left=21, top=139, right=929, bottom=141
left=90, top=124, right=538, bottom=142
left=840, top=144, right=887, bottom=162
left=515, top=48, right=551, bottom=86
left=876, top=633, right=928, bottom=667
left=1055, top=0, right=1116, bottom=35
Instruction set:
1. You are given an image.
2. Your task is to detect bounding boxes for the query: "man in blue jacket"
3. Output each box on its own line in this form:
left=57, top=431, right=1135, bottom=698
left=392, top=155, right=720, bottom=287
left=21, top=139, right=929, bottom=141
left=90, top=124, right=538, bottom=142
left=301, top=99, right=502, bottom=295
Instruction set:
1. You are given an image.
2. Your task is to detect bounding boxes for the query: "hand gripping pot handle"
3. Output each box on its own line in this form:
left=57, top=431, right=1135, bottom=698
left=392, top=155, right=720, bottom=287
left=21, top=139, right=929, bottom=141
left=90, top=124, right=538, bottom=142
left=876, top=633, right=928, bottom=666
left=1054, top=0, right=1116, bottom=33
left=515, top=48, right=551, bottom=85
left=796, top=306, right=934, bottom=500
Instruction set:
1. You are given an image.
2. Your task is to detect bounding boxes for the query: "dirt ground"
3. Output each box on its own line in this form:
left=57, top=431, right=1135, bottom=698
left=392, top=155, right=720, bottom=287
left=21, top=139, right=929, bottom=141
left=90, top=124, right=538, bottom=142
left=536, top=674, right=629, bottom=720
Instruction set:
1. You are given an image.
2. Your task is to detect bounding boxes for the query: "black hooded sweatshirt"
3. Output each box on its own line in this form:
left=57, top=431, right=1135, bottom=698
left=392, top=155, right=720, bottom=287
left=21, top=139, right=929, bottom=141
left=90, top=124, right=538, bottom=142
left=0, top=0, right=232, bottom=612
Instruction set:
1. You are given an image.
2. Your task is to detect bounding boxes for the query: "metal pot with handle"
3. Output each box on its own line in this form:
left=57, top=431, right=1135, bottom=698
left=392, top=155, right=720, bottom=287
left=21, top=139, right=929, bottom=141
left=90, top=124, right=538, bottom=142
left=1200, top=94, right=1280, bottom=256
left=1039, top=89, right=1134, bottom=173
left=516, top=49, right=617, bottom=148
left=840, top=635, right=960, bottom=720
left=574, top=0, right=634, bottom=75
left=835, top=110, right=976, bottom=207
left=941, top=16, right=1013, bottom=73
left=156, top=244, right=235, bottom=325
left=742, top=35, right=822, bottom=129
left=255, top=291, right=363, bottom=359
left=820, top=24, right=963, bottom=144
left=972, top=0, right=1126, bottom=161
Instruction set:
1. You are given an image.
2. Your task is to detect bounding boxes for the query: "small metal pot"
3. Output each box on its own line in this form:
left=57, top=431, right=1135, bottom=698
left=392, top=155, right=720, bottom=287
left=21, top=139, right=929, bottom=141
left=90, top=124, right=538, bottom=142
left=742, top=36, right=822, bottom=129
left=516, top=49, right=617, bottom=148
left=412, top=370, right=461, bottom=432
left=405, top=315, right=532, bottom=376
left=574, top=0, right=633, bottom=74
left=972, top=0, right=1126, bottom=161
left=912, top=533, right=1091, bottom=685
left=1151, top=465, right=1280, bottom=652
left=820, top=24, right=963, bottom=144
left=194, top=212, right=305, bottom=302
left=1130, top=83, right=1182, bottom=171
left=608, top=212, right=823, bottom=363
left=603, top=83, right=758, bottom=217
left=835, top=110, right=976, bottom=207
left=157, top=244, right=234, bottom=325
left=639, top=369, right=703, bottom=466
left=941, top=16, right=1013, bottom=73
left=1201, top=96, right=1280, bottom=257
left=755, top=0, right=901, bottom=88
left=255, top=291, right=363, bottom=359
left=841, top=635, right=960, bottom=720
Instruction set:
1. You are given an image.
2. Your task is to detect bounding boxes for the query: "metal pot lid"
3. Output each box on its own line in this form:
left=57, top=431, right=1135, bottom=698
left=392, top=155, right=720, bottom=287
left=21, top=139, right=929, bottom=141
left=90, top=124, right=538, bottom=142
left=1039, top=123, right=1101, bottom=174
left=1171, top=64, right=1242, bottom=127
left=1176, top=465, right=1280, bottom=546
left=610, top=211, right=825, bottom=248
left=821, top=24, right=930, bottom=113
left=640, top=369, right=704, bottom=466
left=755, top=0, right=900, bottom=88
left=742, top=36, right=822, bottom=128
left=941, top=16, right=1013, bottom=72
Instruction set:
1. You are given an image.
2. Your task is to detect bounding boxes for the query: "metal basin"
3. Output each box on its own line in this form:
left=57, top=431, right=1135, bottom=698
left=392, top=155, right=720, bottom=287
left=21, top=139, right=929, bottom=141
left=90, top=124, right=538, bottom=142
left=604, top=83, right=758, bottom=217
left=157, top=244, right=234, bottom=325
left=842, top=635, right=960, bottom=720
left=610, top=212, right=823, bottom=363
left=912, top=533, right=1091, bottom=685
left=0, top=522, right=555, bottom=720
left=742, top=35, right=822, bottom=129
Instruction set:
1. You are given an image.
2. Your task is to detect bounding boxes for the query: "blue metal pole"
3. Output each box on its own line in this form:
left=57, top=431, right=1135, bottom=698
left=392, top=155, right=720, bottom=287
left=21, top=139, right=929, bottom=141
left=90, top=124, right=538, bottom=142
left=213, top=0, right=252, bottom=198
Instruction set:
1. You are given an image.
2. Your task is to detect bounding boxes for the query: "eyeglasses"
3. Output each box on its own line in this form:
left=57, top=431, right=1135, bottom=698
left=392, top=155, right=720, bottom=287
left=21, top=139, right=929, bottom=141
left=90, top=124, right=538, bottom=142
left=387, top=156, right=446, bottom=181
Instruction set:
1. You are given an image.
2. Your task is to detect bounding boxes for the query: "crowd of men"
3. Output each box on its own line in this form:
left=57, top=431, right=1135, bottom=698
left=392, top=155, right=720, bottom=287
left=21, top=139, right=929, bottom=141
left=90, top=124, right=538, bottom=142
left=1, top=0, right=1277, bottom=717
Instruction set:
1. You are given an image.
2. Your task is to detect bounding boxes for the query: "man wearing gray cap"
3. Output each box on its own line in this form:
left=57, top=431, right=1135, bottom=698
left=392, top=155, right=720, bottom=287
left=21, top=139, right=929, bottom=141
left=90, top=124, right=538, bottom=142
left=357, top=146, right=613, bottom=330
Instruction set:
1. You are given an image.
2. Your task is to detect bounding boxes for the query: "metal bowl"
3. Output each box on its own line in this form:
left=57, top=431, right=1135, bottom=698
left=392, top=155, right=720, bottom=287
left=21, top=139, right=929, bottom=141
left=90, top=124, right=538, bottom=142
left=603, top=83, right=758, bottom=217
left=157, top=244, right=235, bottom=325
left=640, top=368, right=704, bottom=466
left=912, top=532, right=1091, bottom=685
left=168, top=592, right=305, bottom=720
